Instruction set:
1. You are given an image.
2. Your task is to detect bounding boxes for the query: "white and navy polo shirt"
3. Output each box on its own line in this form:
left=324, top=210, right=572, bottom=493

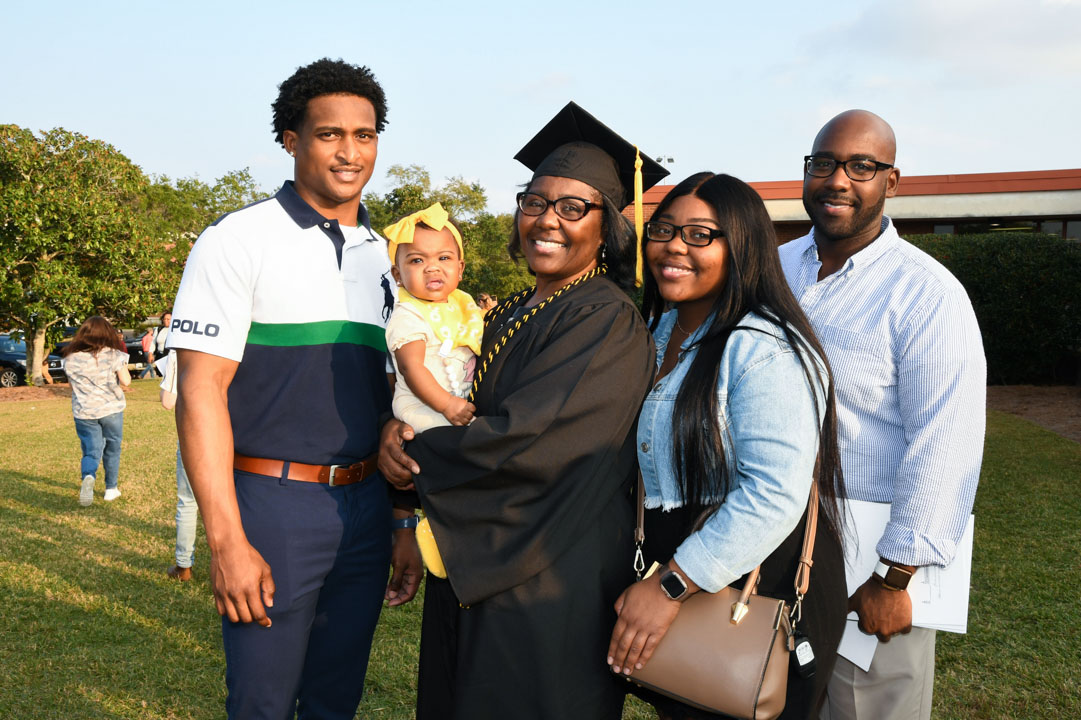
left=169, top=181, right=396, bottom=466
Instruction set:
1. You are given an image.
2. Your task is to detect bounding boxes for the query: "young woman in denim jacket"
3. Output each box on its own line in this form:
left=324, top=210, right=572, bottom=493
left=607, top=173, right=848, bottom=719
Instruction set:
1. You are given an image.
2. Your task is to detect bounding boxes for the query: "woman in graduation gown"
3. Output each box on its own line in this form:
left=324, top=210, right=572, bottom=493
left=379, top=102, right=668, bottom=720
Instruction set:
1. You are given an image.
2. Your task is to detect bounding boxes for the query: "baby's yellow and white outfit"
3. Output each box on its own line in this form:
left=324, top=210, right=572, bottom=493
left=385, top=288, right=482, bottom=431
left=384, top=203, right=484, bottom=579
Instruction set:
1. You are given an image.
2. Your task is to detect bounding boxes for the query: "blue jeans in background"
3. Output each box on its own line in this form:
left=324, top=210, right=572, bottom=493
left=175, top=444, right=198, bottom=568
left=73, top=411, right=124, bottom=489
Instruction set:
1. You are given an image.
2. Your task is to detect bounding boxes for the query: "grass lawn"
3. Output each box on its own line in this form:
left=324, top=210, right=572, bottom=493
left=0, top=381, right=1077, bottom=719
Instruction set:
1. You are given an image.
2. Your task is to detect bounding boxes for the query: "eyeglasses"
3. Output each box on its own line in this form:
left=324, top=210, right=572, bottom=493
left=516, top=192, right=602, bottom=221
left=644, top=221, right=725, bottom=247
left=804, top=155, right=894, bottom=182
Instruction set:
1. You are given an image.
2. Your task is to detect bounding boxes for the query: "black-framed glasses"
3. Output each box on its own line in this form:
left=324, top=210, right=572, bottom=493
left=516, top=192, right=602, bottom=221
left=644, top=221, right=725, bottom=247
left=804, top=155, right=894, bottom=182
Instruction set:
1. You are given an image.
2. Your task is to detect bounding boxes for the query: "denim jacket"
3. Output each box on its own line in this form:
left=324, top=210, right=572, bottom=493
left=637, top=310, right=826, bottom=593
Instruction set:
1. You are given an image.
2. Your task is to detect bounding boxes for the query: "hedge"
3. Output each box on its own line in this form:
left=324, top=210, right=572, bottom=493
left=906, top=233, right=1081, bottom=384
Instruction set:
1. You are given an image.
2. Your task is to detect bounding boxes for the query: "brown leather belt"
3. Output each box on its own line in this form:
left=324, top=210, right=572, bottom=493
left=233, top=452, right=379, bottom=486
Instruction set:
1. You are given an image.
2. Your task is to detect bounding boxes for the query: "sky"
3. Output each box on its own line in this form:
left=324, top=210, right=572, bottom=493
left=4, top=0, right=1080, bottom=213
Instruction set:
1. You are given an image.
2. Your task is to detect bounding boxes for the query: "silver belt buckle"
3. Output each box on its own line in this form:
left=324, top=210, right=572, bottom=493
left=327, top=464, right=343, bottom=487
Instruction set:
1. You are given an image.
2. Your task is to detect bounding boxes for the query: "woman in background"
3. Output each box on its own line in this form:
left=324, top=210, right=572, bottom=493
left=62, top=316, right=131, bottom=506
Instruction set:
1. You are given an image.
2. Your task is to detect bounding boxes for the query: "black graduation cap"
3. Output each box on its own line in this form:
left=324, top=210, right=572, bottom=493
left=514, top=102, right=669, bottom=208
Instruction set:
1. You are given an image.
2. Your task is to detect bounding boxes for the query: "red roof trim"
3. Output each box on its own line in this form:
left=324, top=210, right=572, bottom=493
left=641, top=168, right=1081, bottom=203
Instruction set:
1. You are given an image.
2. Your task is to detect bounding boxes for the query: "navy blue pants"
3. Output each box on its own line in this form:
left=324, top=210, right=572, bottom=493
left=222, top=469, right=392, bottom=720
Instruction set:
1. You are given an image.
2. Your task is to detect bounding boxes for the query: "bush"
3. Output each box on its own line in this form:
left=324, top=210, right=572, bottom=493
left=907, top=233, right=1081, bottom=384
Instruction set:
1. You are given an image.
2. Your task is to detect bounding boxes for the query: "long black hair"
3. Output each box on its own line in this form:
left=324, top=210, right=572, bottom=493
left=642, top=172, right=846, bottom=542
left=507, top=181, right=638, bottom=292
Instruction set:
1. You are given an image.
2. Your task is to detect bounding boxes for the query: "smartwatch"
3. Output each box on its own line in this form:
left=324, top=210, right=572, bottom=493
left=873, top=560, right=914, bottom=591
left=659, top=569, right=689, bottom=601
left=391, top=514, right=420, bottom=530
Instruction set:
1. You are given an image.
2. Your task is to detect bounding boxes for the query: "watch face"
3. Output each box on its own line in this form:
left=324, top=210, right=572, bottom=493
left=660, top=571, right=687, bottom=599
left=884, top=565, right=913, bottom=589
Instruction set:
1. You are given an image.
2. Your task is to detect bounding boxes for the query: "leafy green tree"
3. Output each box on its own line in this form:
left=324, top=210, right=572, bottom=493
left=0, top=125, right=265, bottom=385
left=141, top=169, right=265, bottom=308
left=0, top=125, right=162, bottom=383
left=459, top=212, right=533, bottom=300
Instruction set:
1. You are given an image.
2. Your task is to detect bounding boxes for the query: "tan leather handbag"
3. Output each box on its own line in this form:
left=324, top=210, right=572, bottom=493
left=625, top=478, right=819, bottom=720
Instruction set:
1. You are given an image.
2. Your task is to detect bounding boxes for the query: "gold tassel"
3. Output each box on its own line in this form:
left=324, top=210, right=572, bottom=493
left=634, top=147, right=644, bottom=288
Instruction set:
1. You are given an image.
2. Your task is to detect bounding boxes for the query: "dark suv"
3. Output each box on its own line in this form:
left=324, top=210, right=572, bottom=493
left=0, top=334, right=67, bottom=387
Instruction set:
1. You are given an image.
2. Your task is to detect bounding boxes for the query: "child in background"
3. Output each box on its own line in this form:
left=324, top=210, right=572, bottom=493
left=384, top=203, right=483, bottom=432
left=384, top=203, right=484, bottom=580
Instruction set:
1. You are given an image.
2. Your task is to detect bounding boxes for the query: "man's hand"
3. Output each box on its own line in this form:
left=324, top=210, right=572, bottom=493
left=210, top=540, right=276, bottom=627
left=441, top=396, right=475, bottom=426
left=385, top=527, right=423, bottom=607
left=378, top=419, right=419, bottom=490
left=849, top=575, right=913, bottom=642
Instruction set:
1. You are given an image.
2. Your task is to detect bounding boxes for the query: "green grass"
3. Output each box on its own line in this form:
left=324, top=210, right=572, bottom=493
left=0, top=382, right=1077, bottom=718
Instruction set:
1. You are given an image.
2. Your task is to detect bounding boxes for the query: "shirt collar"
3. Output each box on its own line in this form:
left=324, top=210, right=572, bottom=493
left=274, top=180, right=373, bottom=235
left=654, top=309, right=713, bottom=367
left=808, top=215, right=897, bottom=272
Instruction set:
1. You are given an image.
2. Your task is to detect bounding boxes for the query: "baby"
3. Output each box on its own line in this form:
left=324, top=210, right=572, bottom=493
left=384, top=202, right=483, bottom=432
left=384, top=204, right=484, bottom=580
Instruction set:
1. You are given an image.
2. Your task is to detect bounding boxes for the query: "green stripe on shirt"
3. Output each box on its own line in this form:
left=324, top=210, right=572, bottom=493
left=246, top=320, right=387, bottom=352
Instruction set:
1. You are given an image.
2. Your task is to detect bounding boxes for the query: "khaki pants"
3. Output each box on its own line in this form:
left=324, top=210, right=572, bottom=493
left=820, top=627, right=936, bottom=720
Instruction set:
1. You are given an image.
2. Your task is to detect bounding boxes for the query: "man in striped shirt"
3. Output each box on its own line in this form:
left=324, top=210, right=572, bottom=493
left=779, top=110, right=985, bottom=720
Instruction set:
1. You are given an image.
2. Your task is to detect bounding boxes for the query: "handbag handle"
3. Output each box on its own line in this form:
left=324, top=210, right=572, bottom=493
left=634, top=470, right=819, bottom=625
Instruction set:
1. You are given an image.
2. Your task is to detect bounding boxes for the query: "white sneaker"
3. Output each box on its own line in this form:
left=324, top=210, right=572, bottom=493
left=79, top=475, right=95, bottom=506
left=104, top=488, right=121, bottom=502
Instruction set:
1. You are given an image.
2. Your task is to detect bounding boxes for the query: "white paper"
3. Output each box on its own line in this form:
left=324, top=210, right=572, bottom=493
left=837, top=499, right=975, bottom=668
left=837, top=619, right=879, bottom=671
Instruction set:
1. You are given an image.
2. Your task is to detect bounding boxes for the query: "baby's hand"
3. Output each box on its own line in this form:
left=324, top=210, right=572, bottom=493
left=442, top=396, right=475, bottom=426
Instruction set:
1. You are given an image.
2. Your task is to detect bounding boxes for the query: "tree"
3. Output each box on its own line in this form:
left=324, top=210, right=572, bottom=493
left=0, top=125, right=266, bottom=385
left=141, top=169, right=265, bottom=309
left=364, top=165, right=533, bottom=300
left=0, top=125, right=164, bottom=383
left=459, top=212, right=533, bottom=300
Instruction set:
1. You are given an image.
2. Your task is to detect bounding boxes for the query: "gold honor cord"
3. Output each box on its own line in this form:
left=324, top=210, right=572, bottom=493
left=468, top=265, right=607, bottom=402
left=633, top=146, right=645, bottom=288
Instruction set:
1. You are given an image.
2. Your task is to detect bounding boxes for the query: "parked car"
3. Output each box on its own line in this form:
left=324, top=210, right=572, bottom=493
left=53, top=327, right=149, bottom=371
left=122, top=330, right=150, bottom=369
left=0, top=334, right=67, bottom=387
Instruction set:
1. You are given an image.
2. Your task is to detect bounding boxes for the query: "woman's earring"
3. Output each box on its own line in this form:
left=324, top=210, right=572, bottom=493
left=601, top=244, right=607, bottom=260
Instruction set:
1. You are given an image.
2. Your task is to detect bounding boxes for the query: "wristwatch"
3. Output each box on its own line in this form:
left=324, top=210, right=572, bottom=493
left=873, top=560, right=914, bottom=591
left=659, top=568, right=689, bottom=601
left=391, top=514, right=420, bottom=530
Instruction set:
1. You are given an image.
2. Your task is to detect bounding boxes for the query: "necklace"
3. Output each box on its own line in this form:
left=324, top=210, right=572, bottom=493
left=674, top=314, right=695, bottom=336
left=468, top=265, right=606, bottom=401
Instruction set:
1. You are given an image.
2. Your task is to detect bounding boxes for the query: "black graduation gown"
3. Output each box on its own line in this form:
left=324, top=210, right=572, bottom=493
left=409, top=276, right=655, bottom=720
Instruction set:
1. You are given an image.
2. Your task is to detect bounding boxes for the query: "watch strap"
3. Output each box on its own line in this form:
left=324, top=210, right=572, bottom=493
left=391, top=514, right=420, bottom=530
left=873, top=560, right=914, bottom=591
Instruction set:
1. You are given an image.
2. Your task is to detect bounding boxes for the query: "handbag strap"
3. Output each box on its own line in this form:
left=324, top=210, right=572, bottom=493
left=634, top=471, right=819, bottom=601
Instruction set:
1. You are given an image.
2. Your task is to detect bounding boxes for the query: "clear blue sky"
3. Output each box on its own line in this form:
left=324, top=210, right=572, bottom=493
left=4, top=0, right=1079, bottom=213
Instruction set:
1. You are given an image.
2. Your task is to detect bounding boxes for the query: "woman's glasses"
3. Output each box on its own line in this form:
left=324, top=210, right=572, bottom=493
left=516, top=192, right=602, bottom=221
left=645, top=221, right=725, bottom=247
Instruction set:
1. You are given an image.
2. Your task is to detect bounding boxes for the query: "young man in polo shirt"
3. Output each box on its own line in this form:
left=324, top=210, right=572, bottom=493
left=170, top=58, right=421, bottom=720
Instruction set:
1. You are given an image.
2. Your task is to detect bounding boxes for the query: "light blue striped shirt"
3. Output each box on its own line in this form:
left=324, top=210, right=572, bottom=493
left=778, top=217, right=985, bottom=567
